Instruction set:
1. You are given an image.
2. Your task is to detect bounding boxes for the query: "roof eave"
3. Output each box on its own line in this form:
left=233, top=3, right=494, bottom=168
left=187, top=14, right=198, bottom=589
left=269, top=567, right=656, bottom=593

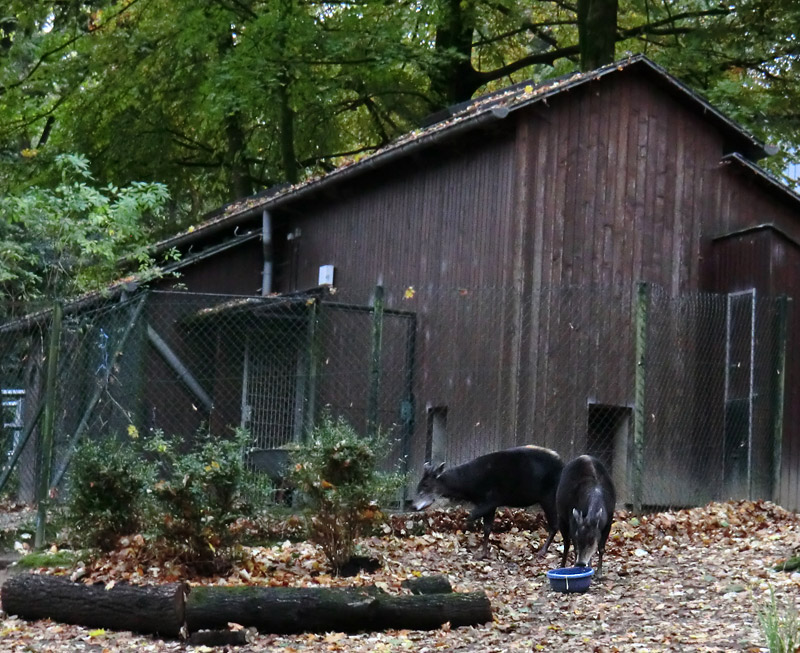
left=720, top=153, right=800, bottom=209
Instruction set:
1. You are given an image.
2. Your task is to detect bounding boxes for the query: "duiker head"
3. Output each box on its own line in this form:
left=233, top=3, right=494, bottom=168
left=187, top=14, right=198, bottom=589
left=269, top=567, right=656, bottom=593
left=412, top=461, right=445, bottom=511
left=570, top=504, right=606, bottom=567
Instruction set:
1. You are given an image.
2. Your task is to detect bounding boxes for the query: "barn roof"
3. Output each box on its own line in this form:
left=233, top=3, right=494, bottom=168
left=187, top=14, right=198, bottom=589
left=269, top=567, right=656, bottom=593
left=152, top=54, right=771, bottom=257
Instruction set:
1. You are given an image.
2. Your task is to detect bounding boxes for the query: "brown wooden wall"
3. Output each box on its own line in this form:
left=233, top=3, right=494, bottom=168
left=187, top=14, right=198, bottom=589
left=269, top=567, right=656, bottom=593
left=157, top=238, right=264, bottom=296
left=165, top=66, right=800, bottom=508
left=270, top=130, right=523, bottom=473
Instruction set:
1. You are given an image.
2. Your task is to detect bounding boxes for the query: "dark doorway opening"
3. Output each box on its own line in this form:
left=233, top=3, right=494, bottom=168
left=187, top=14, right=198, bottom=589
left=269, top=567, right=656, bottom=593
left=587, top=403, right=631, bottom=504
left=426, top=406, right=447, bottom=463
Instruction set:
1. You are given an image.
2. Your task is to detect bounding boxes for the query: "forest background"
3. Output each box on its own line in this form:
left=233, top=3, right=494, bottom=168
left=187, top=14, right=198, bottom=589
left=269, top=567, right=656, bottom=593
left=2, top=0, right=799, bottom=301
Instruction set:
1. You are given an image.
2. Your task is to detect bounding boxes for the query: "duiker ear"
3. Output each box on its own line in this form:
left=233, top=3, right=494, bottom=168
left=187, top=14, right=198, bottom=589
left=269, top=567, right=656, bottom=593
left=434, top=462, right=446, bottom=476
left=572, top=508, right=584, bottom=525
left=588, top=505, right=606, bottom=526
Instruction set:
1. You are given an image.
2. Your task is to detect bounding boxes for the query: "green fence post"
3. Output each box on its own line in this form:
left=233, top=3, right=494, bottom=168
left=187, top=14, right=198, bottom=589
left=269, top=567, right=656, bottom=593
left=303, top=298, right=321, bottom=441
left=771, top=295, right=790, bottom=503
left=632, top=282, right=650, bottom=514
left=367, top=285, right=384, bottom=437
left=35, top=301, right=63, bottom=549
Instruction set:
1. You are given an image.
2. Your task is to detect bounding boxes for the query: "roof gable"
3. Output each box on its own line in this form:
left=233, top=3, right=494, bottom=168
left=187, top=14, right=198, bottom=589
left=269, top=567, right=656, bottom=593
left=156, top=55, right=768, bottom=255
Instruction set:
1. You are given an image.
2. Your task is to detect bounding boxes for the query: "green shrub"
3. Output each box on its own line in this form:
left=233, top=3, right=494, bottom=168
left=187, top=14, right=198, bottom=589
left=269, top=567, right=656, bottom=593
left=67, top=436, right=153, bottom=550
left=67, top=426, right=264, bottom=573
left=289, top=415, right=404, bottom=574
left=145, top=427, right=257, bottom=573
left=758, top=586, right=800, bottom=653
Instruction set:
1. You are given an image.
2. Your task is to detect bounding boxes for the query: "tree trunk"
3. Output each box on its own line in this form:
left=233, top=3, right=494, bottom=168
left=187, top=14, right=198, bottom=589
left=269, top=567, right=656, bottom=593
left=1, top=574, right=187, bottom=638
left=185, top=584, right=492, bottom=633
left=2, top=574, right=490, bottom=637
left=432, top=0, right=481, bottom=104
left=577, top=0, right=619, bottom=71
left=401, top=574, right=454, bottom=594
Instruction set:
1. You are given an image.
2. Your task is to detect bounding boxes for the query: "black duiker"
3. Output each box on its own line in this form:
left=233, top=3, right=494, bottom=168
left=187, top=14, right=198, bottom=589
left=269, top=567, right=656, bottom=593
left=556, top=454, right=616, bottom=575
left=412, top=445, right=564, bottom=558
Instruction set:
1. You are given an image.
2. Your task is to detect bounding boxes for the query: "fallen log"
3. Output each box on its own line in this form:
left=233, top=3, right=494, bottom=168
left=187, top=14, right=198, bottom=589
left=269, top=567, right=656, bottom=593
left=185, top=584, right=491, bottom=633
left=187, top=628, right=253, bottom=647
left=1, top=574, right=491, bottom=637
left=1, top=574, right=186, bottom=638
left=401, top=574, right=453, bottom=595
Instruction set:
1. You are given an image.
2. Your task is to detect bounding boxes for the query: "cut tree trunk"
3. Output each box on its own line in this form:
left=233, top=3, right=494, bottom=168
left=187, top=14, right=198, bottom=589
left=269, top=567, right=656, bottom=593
left=401, top=574, right=453, bottom=595
left=1, top=573, right=490, bottom=637
left=1, top=574, right=186, bottom=637
left=185, top=584, right=491, bottom=633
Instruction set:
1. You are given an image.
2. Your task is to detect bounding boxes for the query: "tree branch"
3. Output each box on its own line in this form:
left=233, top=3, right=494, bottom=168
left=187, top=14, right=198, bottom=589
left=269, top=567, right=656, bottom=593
left=0, top=0, right=146, bottom=96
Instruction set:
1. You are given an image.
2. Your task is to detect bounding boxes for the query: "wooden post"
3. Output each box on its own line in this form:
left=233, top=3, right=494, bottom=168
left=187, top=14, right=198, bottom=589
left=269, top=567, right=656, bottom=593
left=35, top=301, right=63, bottom=549
left=367, top=285, right=384, bottom=437
left=632, top=282, right=649, bottom=514
left=771, top=295, right=790, bottom=503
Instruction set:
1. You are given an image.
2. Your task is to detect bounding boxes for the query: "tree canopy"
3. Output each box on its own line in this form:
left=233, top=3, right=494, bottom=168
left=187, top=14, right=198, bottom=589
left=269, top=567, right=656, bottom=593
left=1, top=0, right=799, bottom=298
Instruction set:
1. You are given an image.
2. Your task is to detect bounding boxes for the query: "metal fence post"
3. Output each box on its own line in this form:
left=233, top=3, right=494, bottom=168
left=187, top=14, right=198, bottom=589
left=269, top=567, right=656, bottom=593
left=303, top=298, right=321, bottom=441
left=632, top=282, right=650, bottom=514
left=367, top=285, right=384, bottom=437
left=771, top=295, right=790, bottom=503
left=35, top=301, right=63, bottom=549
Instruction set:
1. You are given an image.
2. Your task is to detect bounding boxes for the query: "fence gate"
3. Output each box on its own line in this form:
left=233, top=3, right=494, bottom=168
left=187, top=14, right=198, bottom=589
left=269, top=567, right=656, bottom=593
left=723, top=289, right=756, bottom=498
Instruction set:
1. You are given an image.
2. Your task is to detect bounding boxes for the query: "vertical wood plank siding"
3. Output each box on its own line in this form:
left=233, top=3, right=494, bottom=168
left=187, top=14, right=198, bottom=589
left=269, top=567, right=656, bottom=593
left=213, top=67, right=800, bottom=503
left=285, top=131, right=518, bottom=467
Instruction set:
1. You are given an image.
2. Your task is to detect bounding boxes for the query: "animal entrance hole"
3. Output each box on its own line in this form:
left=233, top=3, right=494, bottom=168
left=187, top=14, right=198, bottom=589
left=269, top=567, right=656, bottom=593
left=587, top=403, right=631, bottom=506
left=426, top=406, right=447, bottom=463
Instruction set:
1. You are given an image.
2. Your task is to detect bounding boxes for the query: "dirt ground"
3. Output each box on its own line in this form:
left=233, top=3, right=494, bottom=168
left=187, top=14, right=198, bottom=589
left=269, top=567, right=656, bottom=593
left=1, top=500, right=799, bottom=652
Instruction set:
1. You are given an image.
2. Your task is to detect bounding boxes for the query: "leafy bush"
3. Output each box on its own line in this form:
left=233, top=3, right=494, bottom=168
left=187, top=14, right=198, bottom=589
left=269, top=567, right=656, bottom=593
left=758, top=586, right=800, bottom=653
left=289, top=415, right=404, bottom=574
left=145, top=427, right=258, bottom=573
left=67, top=436, right=153, bottom=550
left=67, top=426, right=264, bottom=573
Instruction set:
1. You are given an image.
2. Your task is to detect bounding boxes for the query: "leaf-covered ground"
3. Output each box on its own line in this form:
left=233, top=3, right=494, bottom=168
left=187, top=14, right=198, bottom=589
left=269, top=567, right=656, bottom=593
left=2, top=500, right=800, bottom=652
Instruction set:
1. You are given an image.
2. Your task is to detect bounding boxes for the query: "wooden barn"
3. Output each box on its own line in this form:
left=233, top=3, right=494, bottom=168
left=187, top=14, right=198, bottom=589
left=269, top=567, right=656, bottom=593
left=4, top=55, right=800, bottom=511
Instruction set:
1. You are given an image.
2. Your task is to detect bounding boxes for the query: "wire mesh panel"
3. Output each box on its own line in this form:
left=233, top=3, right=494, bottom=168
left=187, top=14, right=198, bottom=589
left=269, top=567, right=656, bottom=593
left=0, top=283, right=791, bottom=513
left=641, top=286, right=784, bottom=508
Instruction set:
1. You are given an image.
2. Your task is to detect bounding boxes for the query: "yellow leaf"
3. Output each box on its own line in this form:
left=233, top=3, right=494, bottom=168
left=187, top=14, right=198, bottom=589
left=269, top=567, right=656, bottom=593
left=524, top=85, right=533, bottom=94
left=404, top=286, right=416, bottom=299
left=89, top=629, right=106, bottom=637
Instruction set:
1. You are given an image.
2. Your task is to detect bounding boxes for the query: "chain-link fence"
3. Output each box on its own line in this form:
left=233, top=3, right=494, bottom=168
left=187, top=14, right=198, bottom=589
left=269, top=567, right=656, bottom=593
left=0, top=283, right=789, bottom=518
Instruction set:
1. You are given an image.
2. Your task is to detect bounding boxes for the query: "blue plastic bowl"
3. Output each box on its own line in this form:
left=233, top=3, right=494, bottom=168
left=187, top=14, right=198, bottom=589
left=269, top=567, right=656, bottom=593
left=546, top=566, right=595, bottom=593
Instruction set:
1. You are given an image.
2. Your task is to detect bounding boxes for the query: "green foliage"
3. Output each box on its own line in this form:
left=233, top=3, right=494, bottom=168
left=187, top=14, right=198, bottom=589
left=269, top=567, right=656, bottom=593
left=2, top=0, right=800, bottom=229
left=17, top=549, right=79, bottom=569
left=66, top=426, right=262, bottom=572
left=758, top=586, right=800, bottom=653
left=144, top=427, right=258, bottom=573
left=289, top=415, right=404, bottom=574
left=67, top=436, right=153, bottom=551
left=0, top=153, right=171, bottom=301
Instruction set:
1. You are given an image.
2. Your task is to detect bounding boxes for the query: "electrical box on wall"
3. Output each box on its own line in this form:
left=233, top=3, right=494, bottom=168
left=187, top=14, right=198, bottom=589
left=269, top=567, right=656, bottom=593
left=318, top=264, right=335, bottom=286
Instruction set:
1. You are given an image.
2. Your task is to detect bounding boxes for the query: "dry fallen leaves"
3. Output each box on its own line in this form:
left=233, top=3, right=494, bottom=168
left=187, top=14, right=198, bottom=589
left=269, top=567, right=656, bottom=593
left=1, top=499, right=799, bottom=652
